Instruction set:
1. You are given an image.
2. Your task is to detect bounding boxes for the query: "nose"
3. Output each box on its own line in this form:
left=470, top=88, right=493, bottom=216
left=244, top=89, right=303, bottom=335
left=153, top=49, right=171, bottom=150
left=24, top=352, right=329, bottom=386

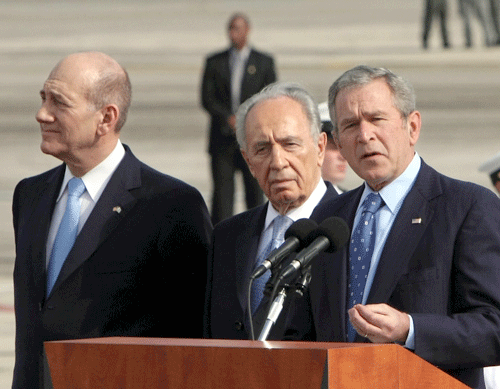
left=269, top=145, right=288, bottom=170
left=36, top=103, right=54, bottom=124
left=357, top=120, right=375, bottom=143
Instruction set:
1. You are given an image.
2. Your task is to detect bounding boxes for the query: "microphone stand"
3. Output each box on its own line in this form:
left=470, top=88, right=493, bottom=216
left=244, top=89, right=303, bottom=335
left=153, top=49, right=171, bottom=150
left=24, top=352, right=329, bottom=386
left=257, top=266, right=312, bottom=341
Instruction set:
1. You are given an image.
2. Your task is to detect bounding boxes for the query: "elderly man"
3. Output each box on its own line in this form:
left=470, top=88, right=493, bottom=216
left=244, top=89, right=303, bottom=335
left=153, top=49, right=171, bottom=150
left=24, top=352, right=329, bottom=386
left=12, top=51, right=212, bottom=388
left=285, top=65, right=500, bottom=389
left=203, top=82, right=338, bottom=340
left=201, top=13, right=277, bottom=225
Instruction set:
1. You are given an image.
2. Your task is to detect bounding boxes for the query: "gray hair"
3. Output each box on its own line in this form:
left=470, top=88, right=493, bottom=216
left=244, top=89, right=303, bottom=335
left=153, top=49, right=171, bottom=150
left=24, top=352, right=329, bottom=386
left=86, top=68, right=132, bottom=132
left=235, top=82, right=321, bottom=150
left=328, top=65, right=416, bottom=137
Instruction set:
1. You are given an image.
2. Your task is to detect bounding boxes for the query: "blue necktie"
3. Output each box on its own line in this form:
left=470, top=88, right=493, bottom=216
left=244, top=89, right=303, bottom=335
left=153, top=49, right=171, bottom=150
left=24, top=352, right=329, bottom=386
left=250, top=215, right=293, bottom=314
left=347, top=193, right=383, bottom=341
left=47, top=177, right=86, bottom=295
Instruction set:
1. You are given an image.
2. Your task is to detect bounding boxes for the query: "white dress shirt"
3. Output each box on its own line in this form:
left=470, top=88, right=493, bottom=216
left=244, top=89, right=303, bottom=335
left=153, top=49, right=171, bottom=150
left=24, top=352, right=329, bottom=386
left=257, top=179, right=328, bottom=255
left=46, top=140, right=126, bottom=266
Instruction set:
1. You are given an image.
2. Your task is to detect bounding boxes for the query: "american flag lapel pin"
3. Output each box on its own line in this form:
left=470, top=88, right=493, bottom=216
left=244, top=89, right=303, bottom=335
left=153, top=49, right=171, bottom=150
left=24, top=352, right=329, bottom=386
left=113, top=206, right=122, bottom=214
left=412, top=218, right=422, bottom=224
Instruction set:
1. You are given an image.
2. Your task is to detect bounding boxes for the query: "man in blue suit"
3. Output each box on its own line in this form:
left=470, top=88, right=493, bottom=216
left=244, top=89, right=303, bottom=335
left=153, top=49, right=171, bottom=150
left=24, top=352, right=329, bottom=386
left=285, top=65, right=500, bottom=389
left=204, top=83, right=338, bottom=340
left=12, top=52, right=212, bottom=388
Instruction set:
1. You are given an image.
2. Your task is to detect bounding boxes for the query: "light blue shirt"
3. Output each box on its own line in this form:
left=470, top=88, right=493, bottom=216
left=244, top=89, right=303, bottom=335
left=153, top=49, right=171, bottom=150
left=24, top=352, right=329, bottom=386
left=353, top=153, right=421, bottom=349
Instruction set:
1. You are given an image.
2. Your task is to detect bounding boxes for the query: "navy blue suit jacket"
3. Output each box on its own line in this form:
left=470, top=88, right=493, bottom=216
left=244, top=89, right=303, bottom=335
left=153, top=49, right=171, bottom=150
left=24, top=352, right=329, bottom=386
left=285, top=160, right=500, bottom=389
left=204, top=183, right=338, bottom=340
left=12, top=146, right=212, bottom=388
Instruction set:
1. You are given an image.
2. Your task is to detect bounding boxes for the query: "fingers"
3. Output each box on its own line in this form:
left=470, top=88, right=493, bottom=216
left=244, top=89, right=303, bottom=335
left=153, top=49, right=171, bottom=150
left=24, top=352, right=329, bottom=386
left=348, top=304, right=410, bottom=343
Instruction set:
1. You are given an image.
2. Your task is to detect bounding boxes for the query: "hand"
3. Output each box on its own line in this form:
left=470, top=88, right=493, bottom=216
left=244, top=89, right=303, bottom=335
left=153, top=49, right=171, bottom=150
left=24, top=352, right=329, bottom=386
left=348, top=303, right=410, bottom=343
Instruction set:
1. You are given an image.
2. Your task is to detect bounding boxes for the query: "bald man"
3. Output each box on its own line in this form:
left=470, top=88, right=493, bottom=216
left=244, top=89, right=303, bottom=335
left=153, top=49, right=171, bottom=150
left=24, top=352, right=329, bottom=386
left=12, top=52, right=212, bottom=388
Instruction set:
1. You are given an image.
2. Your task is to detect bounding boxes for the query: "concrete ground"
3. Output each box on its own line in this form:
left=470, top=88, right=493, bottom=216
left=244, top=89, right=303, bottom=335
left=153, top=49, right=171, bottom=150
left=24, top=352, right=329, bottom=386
left=1, top=0, right=500, bottom=386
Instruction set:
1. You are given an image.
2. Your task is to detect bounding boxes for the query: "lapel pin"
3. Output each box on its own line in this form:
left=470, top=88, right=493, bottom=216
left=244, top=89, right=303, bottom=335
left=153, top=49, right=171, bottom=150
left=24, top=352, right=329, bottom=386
left=113, top=206, right=122, bottom=214
left=247, top=65, right=256, bottom=75
left=412, top=218, right=422, bottom=224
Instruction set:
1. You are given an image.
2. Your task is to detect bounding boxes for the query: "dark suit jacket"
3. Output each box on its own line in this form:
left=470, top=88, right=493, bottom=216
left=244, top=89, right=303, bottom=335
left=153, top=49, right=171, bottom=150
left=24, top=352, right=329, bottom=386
left=204, top=183, right=338, bottom=340
left=12, top=145, right=212, bottom=388
left=201, top=47, right=276, bottom=155
left=285, top=160, right=500, bottom=389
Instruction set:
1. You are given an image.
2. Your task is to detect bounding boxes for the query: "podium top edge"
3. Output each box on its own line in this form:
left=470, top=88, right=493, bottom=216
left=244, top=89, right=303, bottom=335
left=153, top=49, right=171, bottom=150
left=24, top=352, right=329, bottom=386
left=44, top=337, right=398, bottom=351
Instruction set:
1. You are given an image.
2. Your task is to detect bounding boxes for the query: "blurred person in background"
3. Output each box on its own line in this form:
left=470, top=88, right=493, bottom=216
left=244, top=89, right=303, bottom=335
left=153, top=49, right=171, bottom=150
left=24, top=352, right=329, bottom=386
left=201, top=13, right=277, bottom=225
left=422, top=0, right=450, bottom=49
left=318, top=102, right=348, bottom=193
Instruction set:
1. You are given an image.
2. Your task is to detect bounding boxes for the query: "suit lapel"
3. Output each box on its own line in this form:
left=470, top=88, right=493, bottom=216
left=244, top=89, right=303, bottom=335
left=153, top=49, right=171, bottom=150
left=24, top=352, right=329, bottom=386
left=366, top=162, right=441, bottom=304
left=49, top=148, right=141, bottom=295
left=324, top=187, right=363, bottom=340
left=240, top=49, right=258, bottom=103
left=31, top=166, right=65, bottom=300
left=222, top=49, right=231, bottom=92
left=309, top=183, right=339, bottom=221
left=236, top=206, right=267, bottom=313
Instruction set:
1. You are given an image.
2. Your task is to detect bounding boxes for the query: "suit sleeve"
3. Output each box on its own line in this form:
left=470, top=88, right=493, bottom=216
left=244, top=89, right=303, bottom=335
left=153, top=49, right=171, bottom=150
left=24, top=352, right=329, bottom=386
left=264, top=56, right=277, bottom=85
left=201, top=57, right=233, bottom=120
left=203, top=231, right=216, bottom=338
left=412, top=186, right=500, bottom=370
left=157, top=186, right=213, bottom=338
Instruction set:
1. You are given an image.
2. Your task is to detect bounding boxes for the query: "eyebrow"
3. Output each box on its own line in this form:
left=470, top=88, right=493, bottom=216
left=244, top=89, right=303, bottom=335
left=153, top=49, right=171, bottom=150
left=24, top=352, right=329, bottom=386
left=40, top=88, right=70, bottom=103
left=339, top=109, right=387, bottom=127
left=339, top=116, right=358, bottom=129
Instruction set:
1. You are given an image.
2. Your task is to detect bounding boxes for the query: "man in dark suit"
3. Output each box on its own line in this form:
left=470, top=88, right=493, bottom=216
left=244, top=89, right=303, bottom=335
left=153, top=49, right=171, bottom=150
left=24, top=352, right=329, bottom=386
left=201, top=13, right=277, bottom=225
left=12, top=52, right=212, bottom=388
left=285, top=65, right=500, bottom=389
left=204, top=83, right=338, bottom=340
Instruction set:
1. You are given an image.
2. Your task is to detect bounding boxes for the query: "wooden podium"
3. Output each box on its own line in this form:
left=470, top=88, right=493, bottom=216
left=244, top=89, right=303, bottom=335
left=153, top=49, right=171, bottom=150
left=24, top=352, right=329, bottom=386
left=44, top=337, right=469, bottom=388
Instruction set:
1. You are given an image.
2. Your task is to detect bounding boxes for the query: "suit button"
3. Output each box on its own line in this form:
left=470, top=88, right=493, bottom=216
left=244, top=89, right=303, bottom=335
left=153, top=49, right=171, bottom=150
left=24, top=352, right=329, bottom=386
left=234, top=321, right=244, bottom=331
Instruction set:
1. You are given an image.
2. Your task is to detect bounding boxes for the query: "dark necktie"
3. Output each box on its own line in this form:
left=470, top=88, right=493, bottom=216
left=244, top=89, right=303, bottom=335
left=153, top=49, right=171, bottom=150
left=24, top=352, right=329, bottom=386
left=347, top=192, right=383, bottom=341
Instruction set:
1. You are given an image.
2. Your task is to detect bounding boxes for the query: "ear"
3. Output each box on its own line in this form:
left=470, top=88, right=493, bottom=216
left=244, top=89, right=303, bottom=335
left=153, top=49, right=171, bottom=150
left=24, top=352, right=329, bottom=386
left=96, top=104, right=120, bottom=136
left=317, top=132, right=327, bottom=167
left=240, top=148, right=256, bottom=177
left=407, top=110, right=421, bottom=146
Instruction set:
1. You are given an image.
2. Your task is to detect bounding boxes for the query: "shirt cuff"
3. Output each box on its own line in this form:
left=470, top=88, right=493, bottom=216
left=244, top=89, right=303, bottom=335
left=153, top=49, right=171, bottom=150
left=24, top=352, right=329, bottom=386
left=404, top=314, right=415, bottom=350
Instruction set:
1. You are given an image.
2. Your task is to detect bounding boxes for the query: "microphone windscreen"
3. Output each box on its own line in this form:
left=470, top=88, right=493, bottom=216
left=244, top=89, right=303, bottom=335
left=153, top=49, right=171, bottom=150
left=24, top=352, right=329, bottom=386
left=316, top=217, right=350, bottom=253
left=284, top=218, right=318, bottom=244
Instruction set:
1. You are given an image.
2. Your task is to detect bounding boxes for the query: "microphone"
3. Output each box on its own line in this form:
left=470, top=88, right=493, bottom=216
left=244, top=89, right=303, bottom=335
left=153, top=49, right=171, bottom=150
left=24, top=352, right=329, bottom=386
left=250, top=218, right=318, bottom=279
left=278, top=217, right=350, bottom=281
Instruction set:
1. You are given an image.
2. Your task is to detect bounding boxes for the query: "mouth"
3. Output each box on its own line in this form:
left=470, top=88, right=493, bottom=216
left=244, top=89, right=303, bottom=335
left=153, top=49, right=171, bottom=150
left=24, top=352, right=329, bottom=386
left=41, top=127, right=59, bottom=134
left=269, top=177, right=295, bottom=188
left=361, top=151, right=381, bottom=160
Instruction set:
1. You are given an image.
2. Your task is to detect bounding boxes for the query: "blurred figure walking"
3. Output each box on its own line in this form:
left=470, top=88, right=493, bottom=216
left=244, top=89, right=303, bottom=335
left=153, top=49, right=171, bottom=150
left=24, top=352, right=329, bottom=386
left=422, top=0, right=450, bottom=49
left=458, top=0, right=491, bottom=47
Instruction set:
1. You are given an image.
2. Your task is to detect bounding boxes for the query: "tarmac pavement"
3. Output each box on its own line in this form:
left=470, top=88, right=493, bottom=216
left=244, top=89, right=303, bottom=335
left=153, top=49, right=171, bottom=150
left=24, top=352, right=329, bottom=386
left=1, top=0, right=500, bottom=387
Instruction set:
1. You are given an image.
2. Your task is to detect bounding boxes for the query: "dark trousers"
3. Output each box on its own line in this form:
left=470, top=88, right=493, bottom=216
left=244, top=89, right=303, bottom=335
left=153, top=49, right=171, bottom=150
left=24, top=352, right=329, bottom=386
left=422, top=0, right=450, bottom=48
left=210, top=145, right=264, bottom=225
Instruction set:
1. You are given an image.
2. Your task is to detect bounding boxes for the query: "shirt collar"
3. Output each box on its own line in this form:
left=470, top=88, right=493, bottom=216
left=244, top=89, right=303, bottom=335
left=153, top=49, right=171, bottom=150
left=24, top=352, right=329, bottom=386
left=359, top=152, right=421, bottom=213
left=57, top=140, right=126, bottom=202
left=264, top=178, right=328, bottom=230
left=231, top=45, right=251, bottom=61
